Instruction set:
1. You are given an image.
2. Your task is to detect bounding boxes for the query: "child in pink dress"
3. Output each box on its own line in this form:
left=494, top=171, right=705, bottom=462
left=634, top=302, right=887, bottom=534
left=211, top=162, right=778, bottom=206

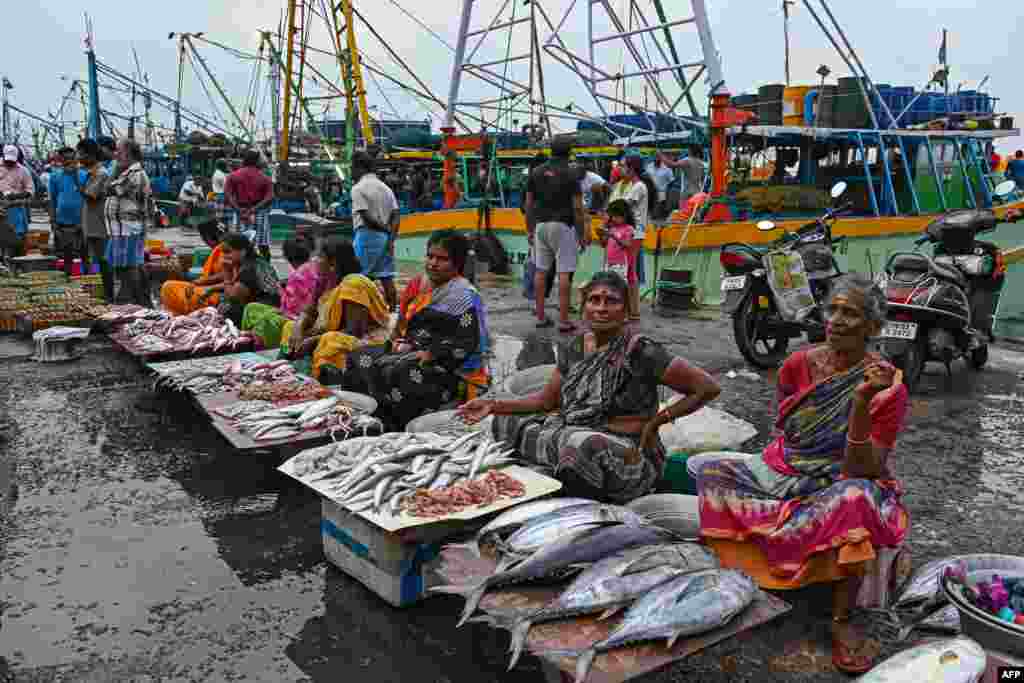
left=601, top=199, right=638, bottom=285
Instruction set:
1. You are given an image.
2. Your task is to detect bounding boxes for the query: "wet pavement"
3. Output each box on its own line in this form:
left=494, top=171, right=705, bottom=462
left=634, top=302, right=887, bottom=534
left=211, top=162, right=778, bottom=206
left=2, top=260, right=1024, bottom=681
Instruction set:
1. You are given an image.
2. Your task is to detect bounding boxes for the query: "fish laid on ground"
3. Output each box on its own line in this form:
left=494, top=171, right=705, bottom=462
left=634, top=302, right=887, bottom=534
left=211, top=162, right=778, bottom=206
left=894, top=554, right=1023, bottom=615
left=436, top=523, right=679, bottom=627
left=553, top=568, right=756, bottom=683
left=450, top=498, right=599, bottom=559
left=504, top=543, right=720, bottom=670
left=854, top=637, right=985, bottom=683
left=497, top=504, right=648, bottom=559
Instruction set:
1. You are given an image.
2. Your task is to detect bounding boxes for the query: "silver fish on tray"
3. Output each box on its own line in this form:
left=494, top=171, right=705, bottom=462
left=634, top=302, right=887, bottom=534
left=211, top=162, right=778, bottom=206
left=497, top=504, right=648, bottom=560
left=915, top=604, right=961, bottom=634
left=854, top=637, right=985, bottom=682
left=435, top=523, right=679, bottom=627
left=552, top=568, right=756, bottom=683
left=504, top=542, right=720, bottom=670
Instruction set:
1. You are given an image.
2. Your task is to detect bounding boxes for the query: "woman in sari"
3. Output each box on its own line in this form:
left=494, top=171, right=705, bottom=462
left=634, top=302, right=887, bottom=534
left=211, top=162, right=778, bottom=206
left=459, top=271, right=720, bottom=503
left=240, top=235, right=332, bottom=349
left=694, top=274, right=909, bottom=674
left=160, top=220, right=227, bottom=315
left=274, top=238, right=390, bottom=379
left=345, top=230, right=490, bottom=430
left=214, top=234, right=281, bottom=326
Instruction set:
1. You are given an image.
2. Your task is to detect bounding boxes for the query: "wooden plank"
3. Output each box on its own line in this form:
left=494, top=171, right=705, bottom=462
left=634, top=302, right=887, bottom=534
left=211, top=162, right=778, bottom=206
left=195, top=391, right=340, bottom=452
left=437, top=546, right=791, bottom=683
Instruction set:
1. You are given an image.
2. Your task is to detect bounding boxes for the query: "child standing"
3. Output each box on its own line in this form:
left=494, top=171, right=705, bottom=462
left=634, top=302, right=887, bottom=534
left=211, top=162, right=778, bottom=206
left=600, top=199, right=638, bottom=286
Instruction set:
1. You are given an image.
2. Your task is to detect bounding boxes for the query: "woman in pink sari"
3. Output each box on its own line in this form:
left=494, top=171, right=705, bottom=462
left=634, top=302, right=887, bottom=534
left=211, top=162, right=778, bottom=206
left=696, top=274, right=910, bottom=674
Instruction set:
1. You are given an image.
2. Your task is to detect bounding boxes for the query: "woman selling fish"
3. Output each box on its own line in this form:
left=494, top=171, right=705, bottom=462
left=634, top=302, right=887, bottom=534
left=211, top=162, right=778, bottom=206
left=694, top=274, right=909, bottom=674
left=261, top=237, right=390, bottom=379
left=344, top=230, right=490, bottom=430
left=159, top=220, right=227, bottom=315
left=213, top=234, right=281, bottom=326
left=240, top=235, right=338, bottom=349
left=459, top=271, right=720, bottom=504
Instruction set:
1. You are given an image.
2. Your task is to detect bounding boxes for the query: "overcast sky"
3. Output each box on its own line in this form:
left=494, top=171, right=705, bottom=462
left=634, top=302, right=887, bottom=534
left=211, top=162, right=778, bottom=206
left=4, top=0, right=1021, bottom=152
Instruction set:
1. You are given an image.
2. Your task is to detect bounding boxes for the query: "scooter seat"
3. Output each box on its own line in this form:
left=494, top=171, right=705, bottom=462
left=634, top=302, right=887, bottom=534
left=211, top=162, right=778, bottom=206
left=889, top=253, right=966, bottom=288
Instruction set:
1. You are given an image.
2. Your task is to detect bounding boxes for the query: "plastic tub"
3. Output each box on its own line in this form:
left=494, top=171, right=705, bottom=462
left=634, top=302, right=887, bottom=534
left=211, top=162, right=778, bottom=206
left=944, top=565, right=1024, bottom=658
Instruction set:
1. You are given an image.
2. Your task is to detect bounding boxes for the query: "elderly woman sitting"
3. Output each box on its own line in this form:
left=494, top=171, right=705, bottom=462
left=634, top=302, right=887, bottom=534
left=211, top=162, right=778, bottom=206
left=345, top=230, right=490, bottom=430
left=459, top=271, right=721, bottom=503
left=694, top=274, right=909, bottom=674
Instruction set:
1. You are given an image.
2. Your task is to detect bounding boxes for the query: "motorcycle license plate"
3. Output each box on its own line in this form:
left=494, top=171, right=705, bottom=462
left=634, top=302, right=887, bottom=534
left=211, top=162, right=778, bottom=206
left=721, top=276, right=747, bottom=292
left=881, top=322, right=918, bottom=340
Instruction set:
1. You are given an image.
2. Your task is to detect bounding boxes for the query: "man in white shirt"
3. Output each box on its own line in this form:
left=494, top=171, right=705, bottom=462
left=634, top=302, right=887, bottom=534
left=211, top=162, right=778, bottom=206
left=351, top=151, right=400, bottom=310
left=645, top=153, right=676, bottom=219
left=211, top=161, right=228, bottom=221
left=578, top=161, right=608, bottom=211
left=178, top=176, right=204, bottom=206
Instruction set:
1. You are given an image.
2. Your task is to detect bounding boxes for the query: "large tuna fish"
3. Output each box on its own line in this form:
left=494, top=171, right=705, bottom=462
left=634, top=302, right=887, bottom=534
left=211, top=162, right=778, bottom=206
left=435, top=524, right=678, bottom=627
left=552, top=568, right=756, bottom=683
left=855, top=637, right=985, bottom=683
left=505, top=543, right=719, bottom=670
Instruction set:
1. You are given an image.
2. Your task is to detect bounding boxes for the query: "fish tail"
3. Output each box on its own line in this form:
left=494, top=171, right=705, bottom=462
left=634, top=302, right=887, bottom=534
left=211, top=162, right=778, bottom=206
left=507, top=618, right=533, bottom=671
left=455, top=581, right=490, bottom=628
left=574, top=649, right=596, bottom=683
left=428, top=583, right=472, bottom=598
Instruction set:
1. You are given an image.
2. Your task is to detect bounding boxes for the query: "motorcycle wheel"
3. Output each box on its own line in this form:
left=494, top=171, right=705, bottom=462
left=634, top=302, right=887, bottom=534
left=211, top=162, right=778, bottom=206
left=733, top=293, right=790, bottom=369
left=892, top=336, right=926, bottom=393
left=968, top=344, right=989, bottom=370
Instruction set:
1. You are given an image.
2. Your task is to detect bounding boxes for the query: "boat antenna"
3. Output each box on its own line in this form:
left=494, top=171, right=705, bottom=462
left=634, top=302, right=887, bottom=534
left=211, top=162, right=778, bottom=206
left=782, top=0, right=794, bottom=86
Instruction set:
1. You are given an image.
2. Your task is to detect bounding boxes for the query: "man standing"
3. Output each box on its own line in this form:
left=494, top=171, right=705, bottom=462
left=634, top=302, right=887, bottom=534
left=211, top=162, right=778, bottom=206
left=48, top=147, right=87, bottom=277
left=579, top=160, right=608, bottom=213
left=645, top=153, right=675, bottom=219
left=1007, top=151, right=1024, bottom=189
left=350, top=151, right=399, bottom=310
left=76, top=139, right=113, bottom=302
left=225, top=150, right=274, bottom=260
left=211, top=160, right=228, bottom=222
left=97, top=137, right=117, bottom=175
left=669, top=145, right=707, bottom=206
left=525, top=136, right=587, bottom=333
left=0, top=145, right=35, bottom=257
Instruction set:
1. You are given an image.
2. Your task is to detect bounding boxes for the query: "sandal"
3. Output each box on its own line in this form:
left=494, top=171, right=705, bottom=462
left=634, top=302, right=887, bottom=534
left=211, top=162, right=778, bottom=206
left=831, top=620, right=874, bottom=675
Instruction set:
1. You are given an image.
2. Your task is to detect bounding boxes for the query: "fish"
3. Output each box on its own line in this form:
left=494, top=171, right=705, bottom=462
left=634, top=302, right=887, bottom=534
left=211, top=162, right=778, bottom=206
left=297, top=396, right=340, bottom=424
left=894, top=554, right=1023, bottom=615
left=435, top=523, right=679, bottom=627
left=553, top=569, right=756, bottom=683
left=504, top=543, right=720, bottom=670
left=498, top=504, right=648, bottom=558
left=914, top=604, right=961, bottom=635
left=255, top=426, right=301, bottom=441
left=854, top=637, right=985, bottom=683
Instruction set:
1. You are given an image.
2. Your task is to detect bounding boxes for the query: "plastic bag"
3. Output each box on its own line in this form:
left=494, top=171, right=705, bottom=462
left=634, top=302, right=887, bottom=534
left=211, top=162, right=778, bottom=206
left=658, top=405, right=758, bottom=454
left=764, top=249, right=816, bottom=322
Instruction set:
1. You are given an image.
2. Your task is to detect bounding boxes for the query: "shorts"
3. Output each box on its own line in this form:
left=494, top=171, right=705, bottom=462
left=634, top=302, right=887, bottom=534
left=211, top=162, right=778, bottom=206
left=354, top=228, right=396, bottom=279
left=534, top=221, right=578, bottom=274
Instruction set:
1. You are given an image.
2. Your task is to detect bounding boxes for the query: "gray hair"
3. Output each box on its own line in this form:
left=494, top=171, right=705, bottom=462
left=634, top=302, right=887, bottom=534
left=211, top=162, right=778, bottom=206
left=829, top=273, right=888, bottom=325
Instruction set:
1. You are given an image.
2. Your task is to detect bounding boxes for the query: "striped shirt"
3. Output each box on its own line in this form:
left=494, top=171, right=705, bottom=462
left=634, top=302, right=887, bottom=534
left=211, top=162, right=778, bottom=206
left=104, top=163, right=152, bottom=238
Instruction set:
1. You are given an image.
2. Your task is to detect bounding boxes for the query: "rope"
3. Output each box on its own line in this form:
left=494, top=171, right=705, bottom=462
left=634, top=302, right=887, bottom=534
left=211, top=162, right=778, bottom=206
left=384, top=0, right=455, bottom=52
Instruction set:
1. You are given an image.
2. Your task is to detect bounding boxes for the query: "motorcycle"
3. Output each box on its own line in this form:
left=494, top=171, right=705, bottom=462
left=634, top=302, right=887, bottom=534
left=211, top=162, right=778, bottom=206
left=875, top=179, right=1019, bottom=392
left=720, top=181, right=850, bottom=368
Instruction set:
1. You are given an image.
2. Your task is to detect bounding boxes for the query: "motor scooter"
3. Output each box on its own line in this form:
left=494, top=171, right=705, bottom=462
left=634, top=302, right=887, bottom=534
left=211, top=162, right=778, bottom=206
left=719, top=182, right=850, bottom=368
left=876, top=180, right=1020, bottom=391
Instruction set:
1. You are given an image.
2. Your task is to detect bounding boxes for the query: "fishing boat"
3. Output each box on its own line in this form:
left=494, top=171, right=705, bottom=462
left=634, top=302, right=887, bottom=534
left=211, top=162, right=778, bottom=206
left=367, top=0, right=1024, bottom=338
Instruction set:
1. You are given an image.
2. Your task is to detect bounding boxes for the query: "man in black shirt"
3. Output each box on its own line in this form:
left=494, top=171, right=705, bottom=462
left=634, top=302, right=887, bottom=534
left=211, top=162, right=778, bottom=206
left=525, top=136, right=587, bottom=332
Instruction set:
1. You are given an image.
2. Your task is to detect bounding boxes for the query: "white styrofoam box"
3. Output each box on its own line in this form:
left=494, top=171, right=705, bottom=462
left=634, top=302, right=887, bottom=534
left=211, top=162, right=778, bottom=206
left=321, top=498, right=455, bottom=608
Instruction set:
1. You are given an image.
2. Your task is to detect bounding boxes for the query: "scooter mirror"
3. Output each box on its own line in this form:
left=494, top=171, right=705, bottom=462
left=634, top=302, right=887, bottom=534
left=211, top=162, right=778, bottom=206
left=994, top=179, right=1017, bottom=197
left=757, top=220, right=777, bottom=232
left=830, top=181, right=848, bottom=199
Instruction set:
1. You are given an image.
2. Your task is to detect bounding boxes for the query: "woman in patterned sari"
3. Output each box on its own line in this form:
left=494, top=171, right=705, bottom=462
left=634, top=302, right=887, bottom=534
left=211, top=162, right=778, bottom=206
left=277, top=238, right=390, bottom=380
left=345, top=230, right=490, bottom=430
left=459, top=271, right=720, bottom=503
left=695, top=274, right=910, bottom=674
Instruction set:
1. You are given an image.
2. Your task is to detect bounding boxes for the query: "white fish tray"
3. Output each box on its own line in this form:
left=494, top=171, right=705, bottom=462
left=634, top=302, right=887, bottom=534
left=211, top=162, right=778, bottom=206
left=278, top=449, right=562, bottom=533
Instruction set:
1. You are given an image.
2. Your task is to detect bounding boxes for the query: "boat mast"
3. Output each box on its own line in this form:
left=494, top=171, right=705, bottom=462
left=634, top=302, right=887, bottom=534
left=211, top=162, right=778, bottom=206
left=782, top=0, right=793, bottom=86
left=280, top=0, right=304, bottom=161
left=338, top=0, right=375, bottom=147
left=85, top=15, right=102, bottom=139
